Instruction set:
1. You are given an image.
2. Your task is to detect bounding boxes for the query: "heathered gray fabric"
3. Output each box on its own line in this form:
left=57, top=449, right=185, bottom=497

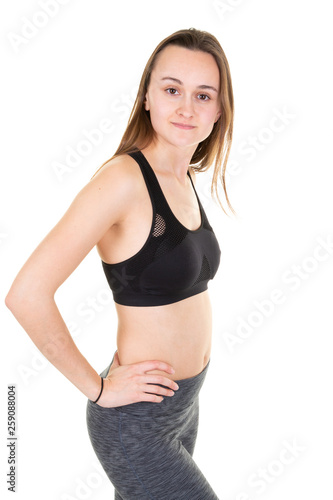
left=86, top=355, right=219, bottom=499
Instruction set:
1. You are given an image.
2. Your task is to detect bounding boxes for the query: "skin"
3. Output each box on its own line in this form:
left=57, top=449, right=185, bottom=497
left=5, top=45, right=222, bottom=407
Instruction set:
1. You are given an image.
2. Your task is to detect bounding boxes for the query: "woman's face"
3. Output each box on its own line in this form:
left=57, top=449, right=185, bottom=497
left=144, top=44, right=222, bottom=152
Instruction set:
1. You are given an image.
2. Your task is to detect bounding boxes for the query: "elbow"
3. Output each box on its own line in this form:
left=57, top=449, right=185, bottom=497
left=4, top=293, right=11, bottom=310
left=5, top=273, right=56, bottom=316
left=5, top=285, right=25, bottom=315
left=6, top=285, right=55, bottom=314
left=5, top=283, right=44, bottom=316
left=5, top=288, right=17, bottom=312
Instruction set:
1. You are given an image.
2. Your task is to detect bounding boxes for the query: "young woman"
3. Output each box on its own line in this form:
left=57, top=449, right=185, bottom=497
left=6, top=28, right=234, bottom=499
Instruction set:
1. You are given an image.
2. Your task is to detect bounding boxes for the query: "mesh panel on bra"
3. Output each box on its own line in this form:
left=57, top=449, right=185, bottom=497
left=152, top=213, right=166, bottom=237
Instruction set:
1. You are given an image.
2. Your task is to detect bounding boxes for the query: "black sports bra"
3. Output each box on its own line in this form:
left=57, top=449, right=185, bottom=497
left=101, top=150, right=221, bottom=306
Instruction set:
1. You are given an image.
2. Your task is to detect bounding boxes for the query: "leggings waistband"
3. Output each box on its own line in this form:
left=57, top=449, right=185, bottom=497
left=100, top=353, right=210, bottom=418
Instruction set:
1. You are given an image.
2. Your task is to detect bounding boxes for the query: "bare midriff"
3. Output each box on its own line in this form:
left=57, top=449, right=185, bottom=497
left=114, top=290, right=212, bottom=381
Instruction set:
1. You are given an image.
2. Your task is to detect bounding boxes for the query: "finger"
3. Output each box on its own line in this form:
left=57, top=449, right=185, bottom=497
left=136, top=360, right=176, bottom=375
left=142, top=375, right=179, bottom=391
left=140, top=393, right=164, bottom=403
left=143, top=385, right=175, bottom=397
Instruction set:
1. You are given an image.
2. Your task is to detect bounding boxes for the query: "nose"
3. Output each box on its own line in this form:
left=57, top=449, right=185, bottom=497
left=177, top=95, right=194, bottom=119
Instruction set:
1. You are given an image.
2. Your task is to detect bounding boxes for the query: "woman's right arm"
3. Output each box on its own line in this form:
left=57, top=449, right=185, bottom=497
left=5, top=157, right=177, bottom=404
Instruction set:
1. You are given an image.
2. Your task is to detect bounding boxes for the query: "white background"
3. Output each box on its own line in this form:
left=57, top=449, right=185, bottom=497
left=1, top=1, right=332, bottom=499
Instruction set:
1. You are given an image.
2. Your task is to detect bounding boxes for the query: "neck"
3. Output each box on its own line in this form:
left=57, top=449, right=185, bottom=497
left=141, top=140, right=197, bottom=185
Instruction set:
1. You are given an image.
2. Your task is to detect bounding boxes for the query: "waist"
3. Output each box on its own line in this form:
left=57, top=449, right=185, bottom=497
left=112, top=358, right=210, bottom=419
left=114, top=290, right=212, bottom=380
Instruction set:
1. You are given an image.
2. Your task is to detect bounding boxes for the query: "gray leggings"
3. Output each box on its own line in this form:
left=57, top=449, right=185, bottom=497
left=86, top=354, right=219, bottom=500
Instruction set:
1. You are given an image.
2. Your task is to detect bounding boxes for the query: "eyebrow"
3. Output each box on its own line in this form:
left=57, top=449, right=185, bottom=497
left=160, top=76, right=218, bottom=93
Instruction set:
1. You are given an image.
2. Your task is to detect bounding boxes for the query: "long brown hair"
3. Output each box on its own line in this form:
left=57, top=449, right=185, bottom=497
left=93, top=27, right=235, bottom=216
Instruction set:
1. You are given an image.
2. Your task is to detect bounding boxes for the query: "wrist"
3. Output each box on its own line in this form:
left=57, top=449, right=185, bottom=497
left=91, top=376, right=104, bottom=404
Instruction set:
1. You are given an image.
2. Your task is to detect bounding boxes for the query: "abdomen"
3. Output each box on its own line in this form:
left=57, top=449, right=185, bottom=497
left=114, top=290, right=212, bottom=380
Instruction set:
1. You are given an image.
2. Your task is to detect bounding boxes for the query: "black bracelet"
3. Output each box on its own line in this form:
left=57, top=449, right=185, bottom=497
left=92, top=376, right=104, bottom=404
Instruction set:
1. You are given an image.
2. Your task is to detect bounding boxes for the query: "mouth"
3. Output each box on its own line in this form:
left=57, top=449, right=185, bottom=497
left=171, top=122, right=196, bottom=130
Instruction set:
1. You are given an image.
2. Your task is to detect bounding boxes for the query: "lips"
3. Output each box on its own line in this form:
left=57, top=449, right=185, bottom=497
left=172, top=122, right=196, bottom=130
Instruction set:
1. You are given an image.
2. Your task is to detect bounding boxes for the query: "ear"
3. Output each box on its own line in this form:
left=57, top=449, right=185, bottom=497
left=215, top=110, right=222, bottom=123
left=144, top=93, right=150, bottom=111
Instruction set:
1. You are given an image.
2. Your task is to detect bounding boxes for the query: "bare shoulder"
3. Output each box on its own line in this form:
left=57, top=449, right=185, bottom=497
left=91, top=153, right=143, bottom=188
left=85, top=153, right=144, bottom=217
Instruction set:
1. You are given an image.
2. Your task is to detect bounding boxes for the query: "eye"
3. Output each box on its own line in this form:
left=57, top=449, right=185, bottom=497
left=198, top=93, right=211, bottom=101
left=165, top=87, right=179, bottom=95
